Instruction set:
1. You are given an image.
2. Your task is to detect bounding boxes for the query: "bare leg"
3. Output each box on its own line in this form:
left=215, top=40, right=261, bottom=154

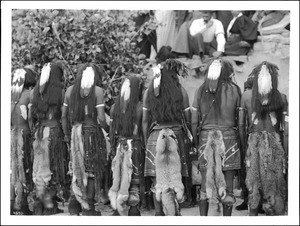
left=198, top=171, right=209, bottom=216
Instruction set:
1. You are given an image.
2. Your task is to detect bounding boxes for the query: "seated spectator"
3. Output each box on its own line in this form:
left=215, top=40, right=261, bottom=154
left=172, top=11, right=198, bottom=58
left=133, top=11, right=157, bottom=59
left=189, top=11, right=226, bottom=58
left=224, top=11, right=258, bottom=56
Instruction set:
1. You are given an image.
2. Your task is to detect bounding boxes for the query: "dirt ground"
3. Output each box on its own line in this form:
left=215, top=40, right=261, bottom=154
left=56, top=195, right=264, bottom=216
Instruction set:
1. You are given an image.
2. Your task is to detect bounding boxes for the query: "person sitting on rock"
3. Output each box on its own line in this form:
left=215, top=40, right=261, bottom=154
left=225, top=11, right=258, bottom=56
left=189, top=11, right=226, bottom=59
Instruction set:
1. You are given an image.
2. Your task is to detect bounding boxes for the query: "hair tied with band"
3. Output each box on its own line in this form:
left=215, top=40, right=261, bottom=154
left=153, top=64, right=162, bottom=97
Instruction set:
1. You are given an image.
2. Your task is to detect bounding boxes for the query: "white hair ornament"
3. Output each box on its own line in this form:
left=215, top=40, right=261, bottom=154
left=153, top=64, right=162, bottom=97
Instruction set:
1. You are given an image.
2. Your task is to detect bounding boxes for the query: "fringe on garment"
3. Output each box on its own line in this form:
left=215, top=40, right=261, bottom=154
left=11, top=129, right=31, bottom=210
left=155, top=128, right=184, bottom=216
left=70, top=124, right=107, bottom=210
left=32, top=126, right=69, bottom=200
left=246, top=131, right=287, bottom=215
left=203, top=130, right=227, bottom=202
left=108, top=139, right=133, bottom=216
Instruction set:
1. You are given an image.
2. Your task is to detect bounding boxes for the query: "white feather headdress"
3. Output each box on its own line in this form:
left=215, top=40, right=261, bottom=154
left=40, top=63, right=51, bottom=87
left=81, top=67, right=95, bottom=89
left=153, top=64, right=162, bottom=97
left=258, top=65, right=272, bottom=95
left=120, top=78, right=131, bottom=113
left=11, top=69, right=26, bottom=95
left=207, top=60, right=222, bottom=80
left=120, top=78, right=131, bottom=101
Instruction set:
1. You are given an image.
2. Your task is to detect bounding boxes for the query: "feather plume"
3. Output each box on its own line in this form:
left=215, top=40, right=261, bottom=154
left=81, top=67, right=95, bottom=89
left=207, top=60, right=222, bottom=93
left=207, top=60, right=222, bottom=80
left=11, top=69, right=26, bottom=102
left=120, top=78, right=131, bottom=113
left=153, top=64, right=162, bottom=97
left=258, top=65, right=272, bottom=95
left=39, top=63, right=51, bottom=94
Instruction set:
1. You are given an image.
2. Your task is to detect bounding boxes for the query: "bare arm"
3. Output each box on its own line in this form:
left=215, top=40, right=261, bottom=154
left=238, top=93, right=247, bottom=165
left=281, top=94, right=288, bottom=156
left=134, top=102, right=143, bottom=138
left=182, top=87, right=191, bottom=130
left=96, top=87, right=109, bottom=133
left=191, top=88, right=200, bottom=148
left=142, top=89, right=149, bottom=147
left=28, top=89, right=34, bottom=132
left=61, top=88, right=70, bottom=143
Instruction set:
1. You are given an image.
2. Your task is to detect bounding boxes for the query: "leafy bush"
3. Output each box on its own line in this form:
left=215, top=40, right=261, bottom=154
left=12, top=9, right=157, bottom=111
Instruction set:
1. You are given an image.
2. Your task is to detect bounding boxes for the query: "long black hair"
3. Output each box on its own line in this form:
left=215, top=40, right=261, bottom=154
left=68, top=63, right=104, bottom=124
left=31, top=62, right=65, bottom=123
left=199, top=59, right=241, bottom=115
left=147, top=66, right=183, bottom=123
left=251, top=61, right=284, bottom=121
left=111, top=75, right=143, bottom=137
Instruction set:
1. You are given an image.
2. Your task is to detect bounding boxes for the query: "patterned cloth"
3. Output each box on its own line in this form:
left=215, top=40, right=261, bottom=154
left=198, top=128, right=241, bottom=171
left=144, top=125, right=190, bottom=178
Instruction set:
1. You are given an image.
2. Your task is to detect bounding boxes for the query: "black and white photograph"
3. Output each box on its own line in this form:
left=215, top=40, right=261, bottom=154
left=1, top=1, right=299, bottom=225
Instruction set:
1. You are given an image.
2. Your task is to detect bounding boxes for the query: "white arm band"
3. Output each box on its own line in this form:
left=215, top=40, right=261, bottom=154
left=184, top=107, right=190, bottom=112
left=96, top=104, right=105, bottom=108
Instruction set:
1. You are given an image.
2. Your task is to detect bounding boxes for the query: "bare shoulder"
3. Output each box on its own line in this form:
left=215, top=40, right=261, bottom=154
left=181, top=86, right=189, bottom=98
left=110, top=103, right=115, bottom=116
left=280, top=93, right=288, bottom=104
left=95, top=86, right=104, bottom=96
left=241, top=89, right=252, bottom=101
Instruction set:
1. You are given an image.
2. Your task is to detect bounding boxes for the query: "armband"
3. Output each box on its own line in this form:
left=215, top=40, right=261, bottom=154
left=96, top=104, right=105, bottom=108
left=184, top=107, right=190, bottom=112
left=237, top=107, right=246, bottom=112
left=191, top=106, right=198, bottom=111
left=142, top=107, right=149, bottom=111
left=63, top=103, right=68, bottom=107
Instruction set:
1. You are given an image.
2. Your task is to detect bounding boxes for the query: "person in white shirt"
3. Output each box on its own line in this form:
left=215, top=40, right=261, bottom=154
left=189, top=11, right=226, bottom=58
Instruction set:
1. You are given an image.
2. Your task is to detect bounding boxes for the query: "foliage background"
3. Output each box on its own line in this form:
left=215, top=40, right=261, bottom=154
left=12, top=9, right=157, bottom=112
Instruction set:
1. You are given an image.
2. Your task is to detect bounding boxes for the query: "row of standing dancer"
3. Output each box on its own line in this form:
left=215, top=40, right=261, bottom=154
left=11, top=57, right=288, bottom=216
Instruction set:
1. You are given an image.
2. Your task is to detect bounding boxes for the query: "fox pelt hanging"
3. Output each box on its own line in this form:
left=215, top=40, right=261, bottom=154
left=246, top=131, right=287, bottom=215
left=11, top=129, right=26, bottom=210
left=108, top=139, right=133, bottom=216
left=155, top=128, right=184, bottom=216
left=203, top=130, right=227, bottom=202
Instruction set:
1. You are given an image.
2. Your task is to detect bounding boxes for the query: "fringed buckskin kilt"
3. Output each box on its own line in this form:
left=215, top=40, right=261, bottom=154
left=70, top=124, right=107, bottom=209
left=32, top=126, right=69, bottom=199
left=11, top=128, right=33, bottom=211
left=246, top=131, right=287, bottom=215
left=198, top=129, right=241, bottom=172
left=144, top=125, right=189, bottom=178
